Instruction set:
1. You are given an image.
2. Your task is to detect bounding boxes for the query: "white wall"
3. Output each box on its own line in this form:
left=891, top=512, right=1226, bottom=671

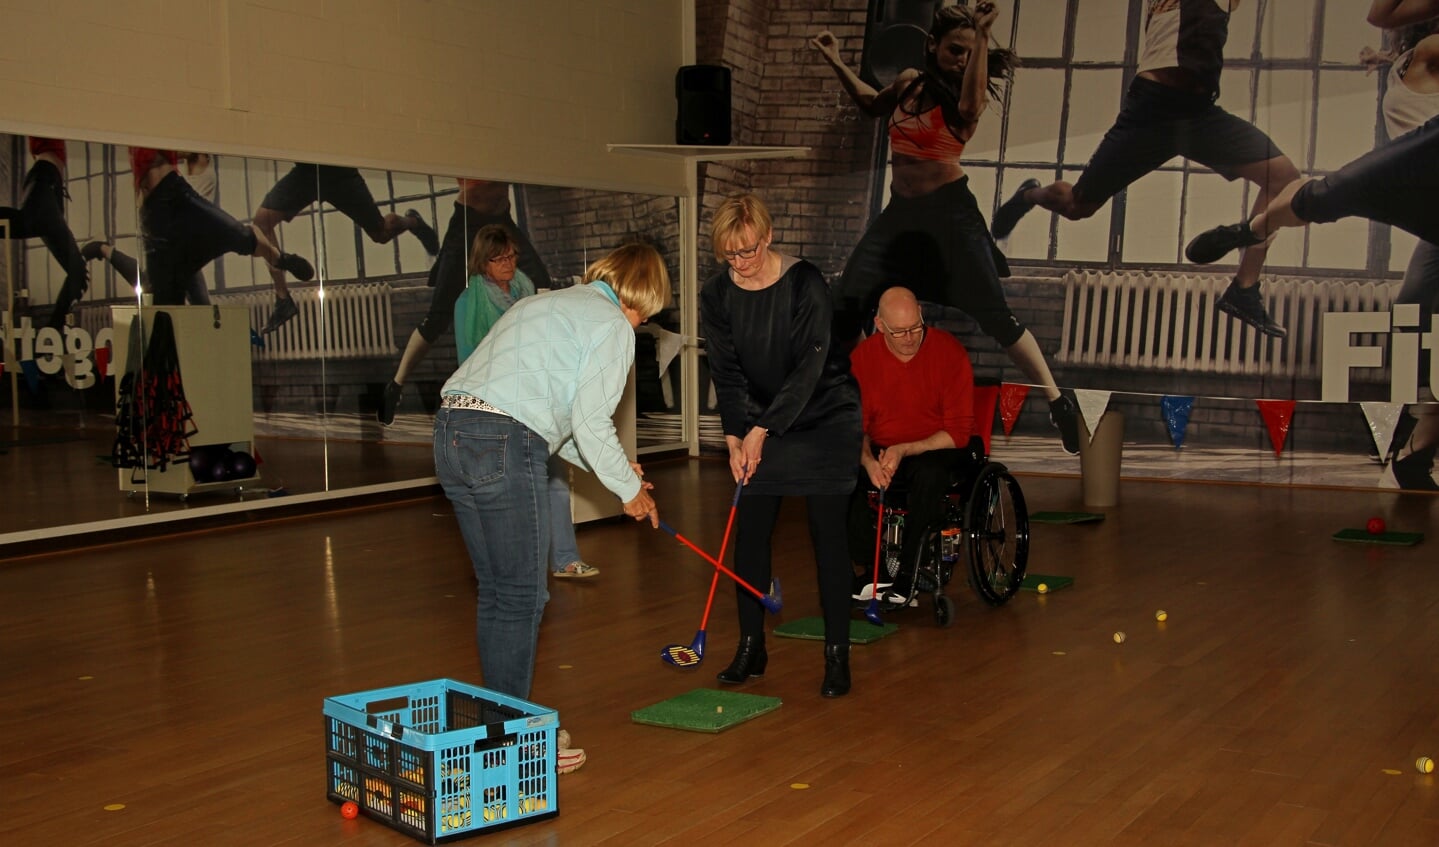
left=0, top=0, right=688, bottom=196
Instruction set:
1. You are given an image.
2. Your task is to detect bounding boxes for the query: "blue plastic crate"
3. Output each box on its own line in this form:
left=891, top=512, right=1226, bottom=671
left=324, top=678, right=558, bottom=842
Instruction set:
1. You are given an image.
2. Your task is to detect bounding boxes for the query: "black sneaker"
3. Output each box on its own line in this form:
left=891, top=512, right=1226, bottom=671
left=275, top=251, right=315, bottom=282
left=991, top=178, right=1041, bottom=239
left=1392, top=448, right=1439, bottom=491
left=261, top=295, right=299, bottom=335
left=378, top=380, right=403, bottom=426
left=1216, top=279, right=1286, bottom=338
left=405, top=210, right=441, bottom=255
left=1049, top=392, right=1080, bottom=456
left=1185, top=221, right=1264, bottom=264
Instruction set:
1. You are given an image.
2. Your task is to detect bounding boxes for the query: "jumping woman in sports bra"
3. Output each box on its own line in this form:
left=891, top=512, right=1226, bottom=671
left=812, top=1, right=1081, bottom=454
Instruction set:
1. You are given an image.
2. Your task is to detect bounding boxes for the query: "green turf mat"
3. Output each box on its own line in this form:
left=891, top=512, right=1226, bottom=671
left=773, top=616, right=897, bottom=643
left=1332, top=529, right=1424, bottom=546
left=1030, top=511, right=1105, bottom=524
left=631, top=689, right=781, bottom=733
left=1020, top=574, right=1075, bottom=592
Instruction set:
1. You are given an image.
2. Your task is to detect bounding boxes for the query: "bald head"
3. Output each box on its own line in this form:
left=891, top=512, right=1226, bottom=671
left=876, top=287, right=921, bottom=329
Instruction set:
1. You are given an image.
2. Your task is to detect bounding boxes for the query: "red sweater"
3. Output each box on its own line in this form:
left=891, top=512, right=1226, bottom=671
left=850, top=327, right=974, bottom=449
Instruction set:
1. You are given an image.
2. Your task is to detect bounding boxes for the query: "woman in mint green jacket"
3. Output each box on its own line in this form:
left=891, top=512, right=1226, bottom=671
left=453, top=226, right=600, bottom=580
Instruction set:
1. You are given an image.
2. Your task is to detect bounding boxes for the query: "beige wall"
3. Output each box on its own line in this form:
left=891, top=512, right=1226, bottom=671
left=0, top=0, right=688, bottom=196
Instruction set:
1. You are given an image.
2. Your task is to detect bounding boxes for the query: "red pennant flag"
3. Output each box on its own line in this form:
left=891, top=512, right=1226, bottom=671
left=972, top=383, right=999, bottom=455
left=998, top=383, right=1030, bottom=436
left=1256, top=399, right=1296, bottom=457
left=95, top=346, right=111, bottom=379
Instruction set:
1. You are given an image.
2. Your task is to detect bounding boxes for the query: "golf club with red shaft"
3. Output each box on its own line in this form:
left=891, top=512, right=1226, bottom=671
left=657, top=520, right=782, bottom=613
left=661, top=475, right=745, bottom=668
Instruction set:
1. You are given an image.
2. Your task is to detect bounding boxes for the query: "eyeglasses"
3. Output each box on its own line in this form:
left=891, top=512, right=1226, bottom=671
left=878, top=318, right=925, bottom=340
left=722, top=241, right=763, bottom=261
left=489, top=252, right=519, bottom=265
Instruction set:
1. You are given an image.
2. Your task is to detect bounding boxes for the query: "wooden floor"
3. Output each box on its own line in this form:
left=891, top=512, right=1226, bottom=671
left=3, top=459, right=1438, bottom=846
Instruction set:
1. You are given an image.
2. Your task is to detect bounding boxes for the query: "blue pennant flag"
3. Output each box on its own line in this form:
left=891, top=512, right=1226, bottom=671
left=1161, top=395, right=1195, bottom=449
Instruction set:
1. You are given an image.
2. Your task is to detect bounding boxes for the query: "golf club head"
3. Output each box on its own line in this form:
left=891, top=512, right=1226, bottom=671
left=662, top=643, right=701, bottom=668
left=692, top=630, right=707, bottom=658
left=864, top=599, right=883, bottom=626
left=761, top=577, right=783, bottom=614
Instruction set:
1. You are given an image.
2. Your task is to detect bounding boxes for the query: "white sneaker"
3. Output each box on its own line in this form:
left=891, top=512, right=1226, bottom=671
left=554, top=561, right=599, bottom=578
left=852, top=581, right=893, bottom=602
left=557, top=747, right=586, bottom=774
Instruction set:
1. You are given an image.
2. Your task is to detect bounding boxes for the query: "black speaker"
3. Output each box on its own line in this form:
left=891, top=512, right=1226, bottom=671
left=860, top=0, right=944, bottom=88
left=675, top=65, right=731, bottom=146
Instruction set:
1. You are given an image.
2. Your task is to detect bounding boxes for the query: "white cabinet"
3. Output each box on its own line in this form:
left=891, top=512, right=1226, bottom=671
left=112, top=305, right=258, bottom=498
left=567, top=366, right=636, bottom=524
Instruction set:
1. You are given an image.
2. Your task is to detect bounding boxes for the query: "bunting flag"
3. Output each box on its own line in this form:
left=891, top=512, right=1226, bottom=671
left=998, top=383, right=1030, bottom=435
left=973, top=382, right=999, bottom=455
left=1256, top=399, right=1297, bottom=457
left=20, top=359, right=40, bottom=393
left=95, top=346, right=112, bottom=379
left=1074, top=389, right=1113, bottom=444
left=1160, top=395, right=1195, bottom=449
left=1359, top=402, right=1405, bottom=462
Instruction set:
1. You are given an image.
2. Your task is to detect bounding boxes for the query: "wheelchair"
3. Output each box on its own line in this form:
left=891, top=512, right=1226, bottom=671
left=856, top=448, right=1030, bottom=627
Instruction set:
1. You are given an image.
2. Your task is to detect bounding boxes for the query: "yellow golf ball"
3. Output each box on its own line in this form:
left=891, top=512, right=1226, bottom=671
left=1419, top=756, right=1434, bottom=774
left=1113, top=631, right=1126, bottom=643
left=1037, top=583, right=1048, bottom=594
left=1155, top=610, right=1168, bottom=622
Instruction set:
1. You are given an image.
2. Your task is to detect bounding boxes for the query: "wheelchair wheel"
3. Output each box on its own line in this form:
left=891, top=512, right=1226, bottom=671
left=964, top=463, right=1029, bottom=606
left=933, top=593, right=955, bottom=627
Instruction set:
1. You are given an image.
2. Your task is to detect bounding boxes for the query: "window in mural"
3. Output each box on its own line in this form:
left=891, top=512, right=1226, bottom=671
left=970, top=0, right=1407, bottom=276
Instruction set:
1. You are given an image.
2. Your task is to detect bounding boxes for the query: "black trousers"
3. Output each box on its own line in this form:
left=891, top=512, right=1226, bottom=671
left=847, top=447, right=978, bottom=588
left=733, top=493, right=851, bottom=646
left=0, top=161, right=87, bottom=329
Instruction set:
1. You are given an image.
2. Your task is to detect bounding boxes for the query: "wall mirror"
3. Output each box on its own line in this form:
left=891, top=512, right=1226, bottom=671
left=1, top=134, right=686, bottom=544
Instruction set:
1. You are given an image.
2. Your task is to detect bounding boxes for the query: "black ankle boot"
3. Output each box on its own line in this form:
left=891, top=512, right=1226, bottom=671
left=821, top=643, right=850, bottom=698
left=716, top=635, right=767, bottom=684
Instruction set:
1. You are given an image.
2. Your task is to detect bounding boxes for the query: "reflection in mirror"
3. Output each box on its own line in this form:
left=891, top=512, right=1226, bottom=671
left=1, top=133, right=684, bottom=542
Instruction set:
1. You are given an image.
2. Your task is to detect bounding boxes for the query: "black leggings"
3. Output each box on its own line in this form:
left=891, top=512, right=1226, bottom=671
left=733, top=493, right=852, bottom=646
left=0, top=161, right=87, bottom=329
left=416, top=205, right=551, bottom=343
left=836, top=176, right=1023, bottom=347
left=103, top=247, right=209, bottom=305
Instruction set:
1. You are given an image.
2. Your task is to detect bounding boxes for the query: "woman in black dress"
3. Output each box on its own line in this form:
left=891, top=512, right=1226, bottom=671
left=700, top=193, right=862, bottom=697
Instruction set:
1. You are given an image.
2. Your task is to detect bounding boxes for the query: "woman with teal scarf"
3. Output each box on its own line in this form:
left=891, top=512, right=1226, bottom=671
left=454, top=224, right=537, bottom=362
left=453, top=225, right=601, bottom=579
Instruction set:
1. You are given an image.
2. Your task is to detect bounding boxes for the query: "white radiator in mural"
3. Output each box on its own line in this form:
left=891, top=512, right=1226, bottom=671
left=215, top=282, right=395, bottom=361
left=1058, top=271, right=1399, bottom=378
left=73, top=283, right=396, bottom=362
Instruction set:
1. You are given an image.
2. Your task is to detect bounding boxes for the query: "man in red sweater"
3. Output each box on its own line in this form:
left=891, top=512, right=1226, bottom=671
left=848, top=286, right=979, bottom=603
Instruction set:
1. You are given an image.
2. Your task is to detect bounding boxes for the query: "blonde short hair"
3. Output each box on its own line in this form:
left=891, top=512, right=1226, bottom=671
left=582, top=242, right=671, bottom=318
left=466, top=224, right=518, bottom=277
left=710, top=193, right=773, bottom=263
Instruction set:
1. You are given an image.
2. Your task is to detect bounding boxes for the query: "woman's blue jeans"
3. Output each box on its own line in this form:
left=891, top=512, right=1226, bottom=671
left=434, top=407, right=550, bottom=699
left=547, top=456, right=581, bottom=571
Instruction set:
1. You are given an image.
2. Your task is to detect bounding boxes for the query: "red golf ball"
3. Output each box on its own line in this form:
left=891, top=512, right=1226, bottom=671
left=340, top=801, right=359, bottom=820
left=1366, top=517, right=1385, bottom=535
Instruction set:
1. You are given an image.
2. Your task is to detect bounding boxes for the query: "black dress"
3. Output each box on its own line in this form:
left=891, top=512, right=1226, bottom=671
left=701, top=256, right=861, bottom=495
